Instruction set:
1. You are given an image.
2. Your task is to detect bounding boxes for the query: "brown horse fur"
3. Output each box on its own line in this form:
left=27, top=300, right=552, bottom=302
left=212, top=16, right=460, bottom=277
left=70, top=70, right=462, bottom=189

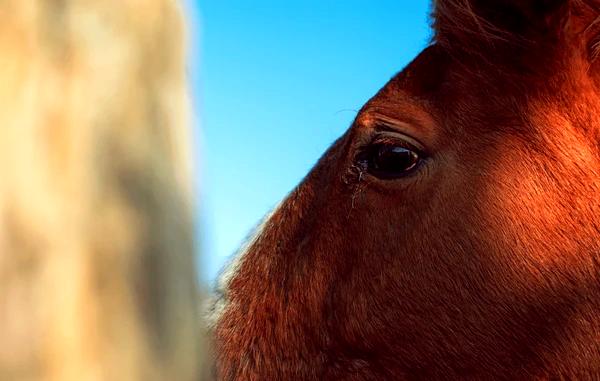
left=212, top=0, right=600, bottom=379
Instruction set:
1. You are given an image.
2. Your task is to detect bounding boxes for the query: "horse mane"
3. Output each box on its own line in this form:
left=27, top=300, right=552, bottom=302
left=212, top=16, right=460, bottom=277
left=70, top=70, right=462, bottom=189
left=433, top=0, right=600, bottom=62
left=589, top=9, right=600, bottom=61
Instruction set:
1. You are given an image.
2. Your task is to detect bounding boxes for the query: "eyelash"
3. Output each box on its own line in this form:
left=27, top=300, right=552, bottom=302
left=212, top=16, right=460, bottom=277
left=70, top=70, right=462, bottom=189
left=355, top=134, right=421, bottom=162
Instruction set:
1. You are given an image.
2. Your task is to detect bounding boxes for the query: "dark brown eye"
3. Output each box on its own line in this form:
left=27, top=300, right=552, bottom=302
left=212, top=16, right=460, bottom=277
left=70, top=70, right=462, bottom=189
left=359, top=143, right=422, bottom=179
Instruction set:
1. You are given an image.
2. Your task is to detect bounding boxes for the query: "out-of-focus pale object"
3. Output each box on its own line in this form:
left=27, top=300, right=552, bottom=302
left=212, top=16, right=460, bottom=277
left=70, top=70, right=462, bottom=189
left=0, top=1, right=202, bottom=380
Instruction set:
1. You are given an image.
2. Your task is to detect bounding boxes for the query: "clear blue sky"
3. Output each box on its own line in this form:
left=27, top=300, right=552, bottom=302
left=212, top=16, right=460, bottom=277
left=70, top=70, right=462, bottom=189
left=186, top=1, right=432, bottom=283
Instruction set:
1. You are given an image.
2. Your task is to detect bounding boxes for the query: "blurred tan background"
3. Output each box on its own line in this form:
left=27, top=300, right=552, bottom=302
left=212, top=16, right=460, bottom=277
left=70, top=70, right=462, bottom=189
left=0, top=1, right=204, bottom=380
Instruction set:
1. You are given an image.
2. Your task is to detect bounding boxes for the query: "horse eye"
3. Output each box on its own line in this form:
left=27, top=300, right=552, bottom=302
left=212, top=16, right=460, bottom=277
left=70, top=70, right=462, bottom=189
left=362, top=143, right=421, bottom=179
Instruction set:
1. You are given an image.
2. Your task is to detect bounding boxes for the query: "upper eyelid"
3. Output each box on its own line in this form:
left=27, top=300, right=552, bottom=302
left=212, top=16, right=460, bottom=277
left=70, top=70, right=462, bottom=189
left=372, top=122, right=400, bottom=134
left=370, top=129, right=427, bottom=153
left=359, top=112, right=425, bottom=132
left=371, top=134, right=417, bottom=148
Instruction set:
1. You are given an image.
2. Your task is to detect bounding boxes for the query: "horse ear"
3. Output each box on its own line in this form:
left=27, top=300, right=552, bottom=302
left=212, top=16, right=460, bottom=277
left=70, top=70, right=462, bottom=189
left=434, top=0, right=600, bottom=63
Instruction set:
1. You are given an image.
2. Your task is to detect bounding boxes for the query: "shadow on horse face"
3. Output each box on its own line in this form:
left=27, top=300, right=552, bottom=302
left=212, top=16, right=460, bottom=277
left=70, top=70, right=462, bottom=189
left=213, top=1, right=600, bottom=379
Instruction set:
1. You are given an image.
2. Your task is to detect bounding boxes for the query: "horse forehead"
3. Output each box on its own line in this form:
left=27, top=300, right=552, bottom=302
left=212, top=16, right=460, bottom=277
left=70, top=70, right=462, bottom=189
left=383, top=45, right=451, bottom=98
left=357, top=45, right=457, bottom=132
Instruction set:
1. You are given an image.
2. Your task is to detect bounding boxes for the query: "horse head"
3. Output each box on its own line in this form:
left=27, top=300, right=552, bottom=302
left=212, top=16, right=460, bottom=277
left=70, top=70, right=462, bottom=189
left=213, top=1, right=600, bottom=378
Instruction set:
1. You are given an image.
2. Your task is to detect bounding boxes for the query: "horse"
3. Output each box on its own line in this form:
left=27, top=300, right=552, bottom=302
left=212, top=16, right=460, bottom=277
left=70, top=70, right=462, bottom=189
left=211, top=0, right=600, bottom=379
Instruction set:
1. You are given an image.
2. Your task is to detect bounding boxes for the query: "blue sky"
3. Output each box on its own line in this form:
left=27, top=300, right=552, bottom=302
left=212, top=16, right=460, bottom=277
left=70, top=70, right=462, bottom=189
left=186, top=1, right=432, bottom=283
